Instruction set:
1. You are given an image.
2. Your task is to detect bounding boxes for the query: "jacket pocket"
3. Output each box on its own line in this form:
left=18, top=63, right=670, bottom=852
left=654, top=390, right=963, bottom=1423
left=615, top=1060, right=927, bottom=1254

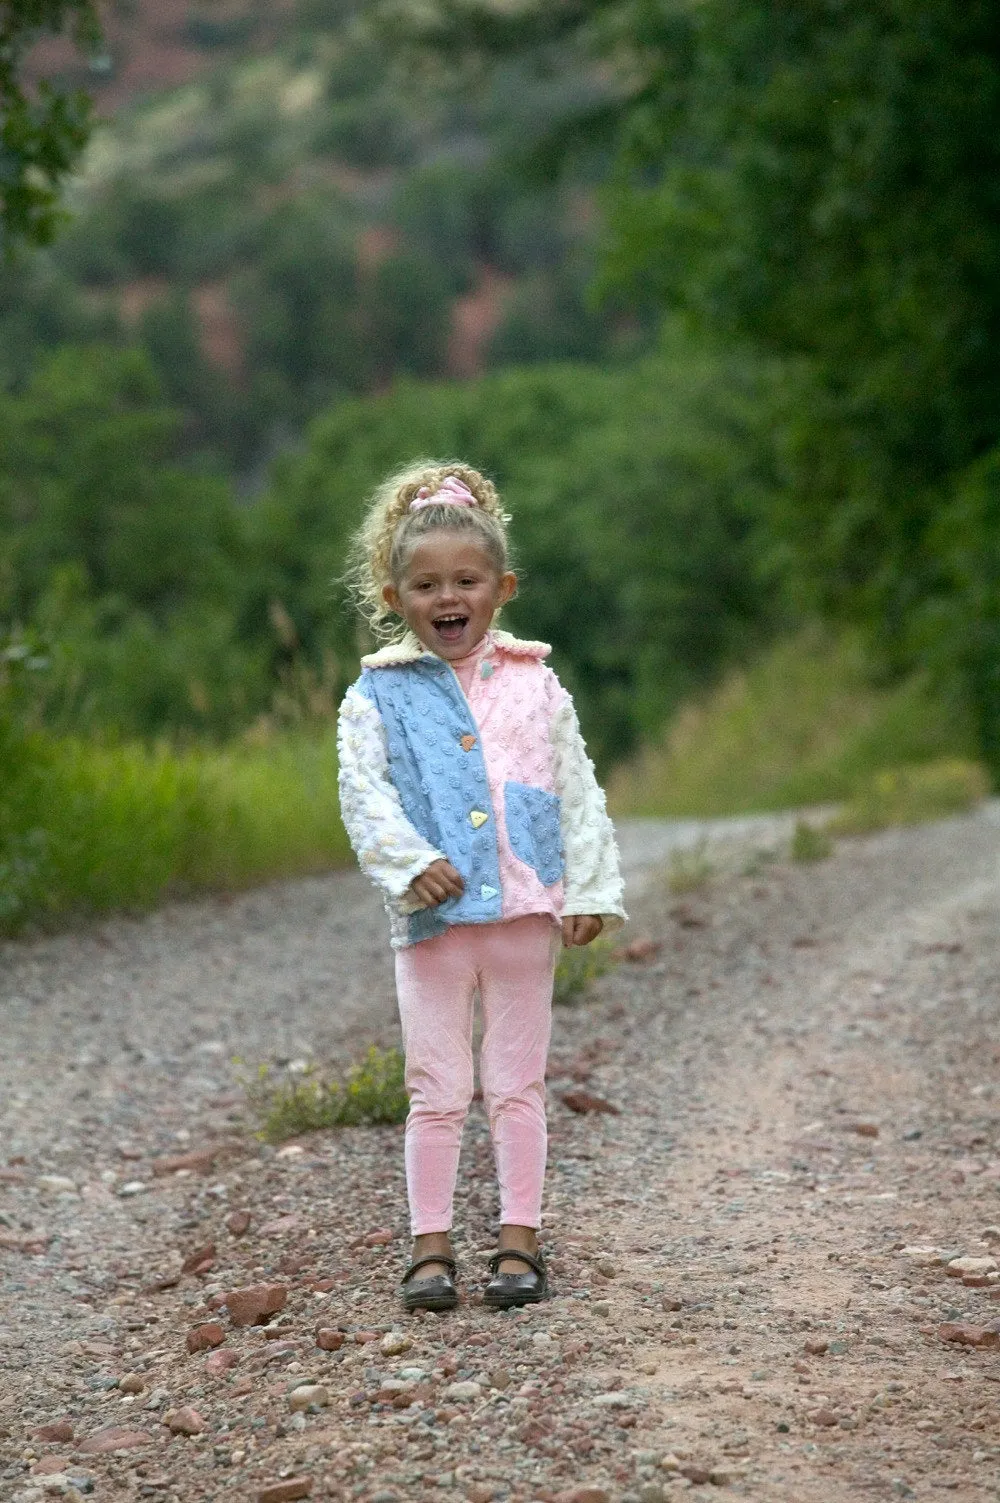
left=504, top=782, right=564, bottom=886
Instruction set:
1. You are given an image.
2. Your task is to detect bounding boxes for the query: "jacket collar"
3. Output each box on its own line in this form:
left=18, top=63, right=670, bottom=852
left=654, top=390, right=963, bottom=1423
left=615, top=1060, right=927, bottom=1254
left=361, top=629, right=551, bottom=670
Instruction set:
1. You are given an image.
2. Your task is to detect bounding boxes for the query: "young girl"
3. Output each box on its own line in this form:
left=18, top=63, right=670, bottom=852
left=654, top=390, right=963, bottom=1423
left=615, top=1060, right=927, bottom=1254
left=337, top=461, right=625, bottom=1311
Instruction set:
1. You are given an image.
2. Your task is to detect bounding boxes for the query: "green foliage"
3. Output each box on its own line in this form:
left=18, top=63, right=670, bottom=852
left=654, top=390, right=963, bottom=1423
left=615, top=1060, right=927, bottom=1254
left=249, top=1046, right=408, bottom=1143
left=552, top=936, right=616, bottom=1007
left=0, top=1, right=99, bottom=252
left=609, top=632, right=977, bottom=818
left=789, top=819, right=833, bottom=864
left=666, top=839, right=715, bottom=895
left=0, top=723, right=351, bottom=934
left=828, top=760, right=989, bottom=837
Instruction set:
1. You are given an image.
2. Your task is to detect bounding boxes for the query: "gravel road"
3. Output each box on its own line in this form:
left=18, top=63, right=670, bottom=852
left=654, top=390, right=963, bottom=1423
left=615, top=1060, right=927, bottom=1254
left=2, top=808, right=1000, bottom=1503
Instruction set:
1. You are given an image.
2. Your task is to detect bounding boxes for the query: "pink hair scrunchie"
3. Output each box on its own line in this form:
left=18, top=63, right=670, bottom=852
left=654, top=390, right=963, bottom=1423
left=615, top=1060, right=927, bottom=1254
left=409, top=476, right=478, bottom=512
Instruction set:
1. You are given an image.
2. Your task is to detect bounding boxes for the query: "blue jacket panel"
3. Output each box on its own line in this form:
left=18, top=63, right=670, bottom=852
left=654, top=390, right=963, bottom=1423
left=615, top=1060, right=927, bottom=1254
left=358, top=659, right=504, bottom=943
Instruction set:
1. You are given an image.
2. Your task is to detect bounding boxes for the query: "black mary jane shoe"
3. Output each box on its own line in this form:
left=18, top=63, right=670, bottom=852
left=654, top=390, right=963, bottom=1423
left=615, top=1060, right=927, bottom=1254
left=400, top=1254, right=459, bottom=1313
left=483, top=1248, right=548, bottom=1310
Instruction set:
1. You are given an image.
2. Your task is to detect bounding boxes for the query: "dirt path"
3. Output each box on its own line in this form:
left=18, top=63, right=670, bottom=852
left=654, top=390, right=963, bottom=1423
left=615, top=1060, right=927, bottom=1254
left=2, top=810, right=1000, bottom=1503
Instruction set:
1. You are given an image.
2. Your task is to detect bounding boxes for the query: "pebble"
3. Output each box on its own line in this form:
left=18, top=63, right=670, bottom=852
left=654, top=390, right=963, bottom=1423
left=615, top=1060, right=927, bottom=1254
left=257, top=1480, right=312, bottom=1503
left=380, top=1331, right=412, bottom=1356
left=78, top=1427, right=153, bottom=1454
left=803, top=1338, right=828, bottom=1355
left=288, top=1384, right=330, bottom=1411
left=315, top=1328, right=345, bottom=1351
left=32, top=1421, right=74, bottom=1443
left=809, top=1408, right=839, bottom=1427
left=938, top=1323, right=1000, bottom=1348
left=164, top=1406, right=206, bottom=1436
left=947, top=1256, right=998, bottom=1277
left=205, top=1349, right=241, bottom=1376
left=596, top=1259, right=617, bottom=1279
left=443, top=1380, right=482, bottom=1402
left=186, top=1322, right=225, bottom=1353
left=118, top=1374, right=145, bottom=1394
left=36, top=1175, right=77, bottom=1194
left=224, top=1282, right=288, bottom=1326
left=226, top=1209, right=252, bottom=1236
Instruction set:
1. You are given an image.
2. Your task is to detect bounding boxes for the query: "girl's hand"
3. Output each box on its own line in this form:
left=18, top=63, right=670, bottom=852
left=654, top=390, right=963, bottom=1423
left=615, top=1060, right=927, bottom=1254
left=408, top=859, right=465, bottom=908
left=561, top=914, right=604, bottom=948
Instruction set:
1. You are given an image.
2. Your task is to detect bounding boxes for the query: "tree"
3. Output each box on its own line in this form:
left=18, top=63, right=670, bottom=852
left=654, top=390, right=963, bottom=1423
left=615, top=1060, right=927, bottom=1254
left=1, top=0, right=99, bottom=252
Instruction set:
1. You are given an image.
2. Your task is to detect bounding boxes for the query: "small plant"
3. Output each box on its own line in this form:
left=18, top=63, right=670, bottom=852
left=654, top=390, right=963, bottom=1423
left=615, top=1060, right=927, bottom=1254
left=553, top=936, right=617, bottom=1006
left=829, top=758, right=989, bottom=836
left=666, top=838, right=714, bottom=894
left=741, top=846, right=780, bottom=876
left=248, top=1045, right=409, bottom=1144
left=790, top=819, right=833, bottom=862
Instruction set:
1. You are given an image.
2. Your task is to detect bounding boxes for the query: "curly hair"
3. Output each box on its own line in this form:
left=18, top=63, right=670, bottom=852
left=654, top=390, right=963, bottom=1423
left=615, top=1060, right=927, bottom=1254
left=343, top=459, right=512, bottom=641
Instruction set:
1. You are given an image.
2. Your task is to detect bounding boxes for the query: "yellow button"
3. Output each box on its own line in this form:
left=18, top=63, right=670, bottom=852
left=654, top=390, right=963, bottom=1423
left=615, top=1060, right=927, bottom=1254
left=469, top=810, right=489, bottom=829
left=460, top=734, right=477, bottom=752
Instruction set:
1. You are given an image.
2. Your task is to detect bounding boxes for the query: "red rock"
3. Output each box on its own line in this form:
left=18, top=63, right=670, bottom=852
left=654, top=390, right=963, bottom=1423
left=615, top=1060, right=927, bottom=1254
left=467, top=1487, right=497, bottom=1503
left=79, top=1427, right=154, bottom=1454
left=0, top=1168, right=27, bottom=1184
left=354, top=1329, right=381, bottom=1344
left=619, top=937, right=662, bottom=962
left=31, top=1456, right=75, bottom=1475
left=518, top=1418, right=553, bottom=1446
left=225, top=1282, right=288, bottom=1326
left=310, top=1278, right=336, bottom=1292
left=205, top=1348, right=241, bottom=1376
left=851, top=1122, right=879, bottom=1138
left=226, top=1209, right=252, bottom=1237
left=809, top=1408, right=839, bottom=1426
left=561, top=1090, right=620, bottom=1116
left=186, top=1321, right=226, bottom=1353
left=938, top=1322, right=1000, bottom=1348
left=257, top=1480, right=312, bottom=1503
left=259, top=1214, right=302, bottom=1237
left=143, top=1271, right=181, bottom=1293
left=567, top=1491, right=610, bottom=1503
left=181, top=1242, right=217, bottom=1275
left=803, top=1337, right=829, bottom=1355
left=32, top=1420, right=74, bottom=1443
left=963, top=1275, right=992, bottom=1288
left=151, top=1148, right=215, bottom=1176
left=680, top=1467, right=712, bottom=1485
left=164, top=1405, right=205, bottom=1436
left=364, top=1228, right=394, bottom=1247
left=316, top=1328, right=345, bottom=1351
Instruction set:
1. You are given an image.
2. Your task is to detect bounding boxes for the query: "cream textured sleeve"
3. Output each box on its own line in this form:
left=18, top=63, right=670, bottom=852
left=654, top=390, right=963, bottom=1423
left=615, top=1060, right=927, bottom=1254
left=337, top=684, right=446, bottom=904
left=550, top=695, right=627, bottom=930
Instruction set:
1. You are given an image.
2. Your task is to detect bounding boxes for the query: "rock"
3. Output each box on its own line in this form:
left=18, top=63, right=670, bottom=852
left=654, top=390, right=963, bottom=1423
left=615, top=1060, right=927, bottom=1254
left=118, top=1374, right=146, bottom=1394
left=380, top=1331, right=413, bottom=1356
left=947, top=1256, right=998, bottom=1278
left=364, top=1228, right=394, bottom=1247
left=443, top=1380, right=482, bottom=1402
left=803, top=1337, right=829, bottom=1355
left=78, top=1427, right=153, bottom=1454
left=466, top=1487, right=496, bottom=1503
left=32, top=1421, right=74, bottom=1443
left=164, top=1406, right=205, bottom=1435
left=489, top=1368, right=511, bottom=1390
left=637, top=1486, right=667, bottom=1503
left=260, top=1215, right=303, bottom=1237
left=225, top=1282, right=288, bottom=1326
left=257, top=1480, right=312, bottom=1503
left=662, top=1296, right=683, bottom=1312
left=118, top=1181, right=148, bottom=1197
left=679, top=1467, right=712, bottom=1485
left=186, top=1322, right=226, bottom=1353
left=561, top=1090, right=620, bottom=1116
left=315, top=1328, right=345, bottom=1351
left=809, top=1409, right=839, bottom=1426
left=851, top=1122, right=879, bottom=1138
left=620, top=937, right=662, bottom=963
left=181, top=1242, right=217, bottom=1275
left=36, top=1175, right=77, bottom=1193
left=938, top=1323, right=1000, bottom=1348
left=566, top=1491, right=610, bottom=1503
left=596, top=1259, right=617, bottom=1279
left=30, top=1456, right=76, bottom=1476
left=226, top=1209, right=252, bottom=1237
left=205, top=1349, right=241, bottom=1376
left=288, top=1384, right=329, bottom=1411
left=900, top=1246, right=947, bottom=1266
left=981, top=1226, right=1000, bottom=1244
left=151, top=1148, right=215, bottom=1176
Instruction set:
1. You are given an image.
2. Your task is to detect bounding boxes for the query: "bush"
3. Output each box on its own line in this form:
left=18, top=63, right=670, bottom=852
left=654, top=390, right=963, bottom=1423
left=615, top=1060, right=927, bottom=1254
left=828, top=760, right=989, bottom=836
left=249, top=1046, right=409, bottom=1143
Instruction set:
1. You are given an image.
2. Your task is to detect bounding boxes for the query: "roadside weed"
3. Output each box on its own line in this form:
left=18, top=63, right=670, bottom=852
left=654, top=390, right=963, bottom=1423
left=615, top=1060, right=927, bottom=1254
left=247, top=1045, right=408, bottom=1143
left=666, top=838, right=715, bottom=894
left=553, top=937, right=617, bottom=1006
left=829, top=759, right=988, bottom=835
left=790, top=820, right=834, bottom=862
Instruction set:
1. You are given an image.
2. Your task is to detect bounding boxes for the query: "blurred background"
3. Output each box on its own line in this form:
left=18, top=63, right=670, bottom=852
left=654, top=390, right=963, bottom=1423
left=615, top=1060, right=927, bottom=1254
left=1, top=0, right=998, bottom=931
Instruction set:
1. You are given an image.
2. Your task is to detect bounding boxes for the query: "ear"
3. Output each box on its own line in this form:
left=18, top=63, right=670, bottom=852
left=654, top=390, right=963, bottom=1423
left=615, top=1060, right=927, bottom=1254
left=497, top=571, right=517, bottom=606
left=382, top=582, right=403, bottom=614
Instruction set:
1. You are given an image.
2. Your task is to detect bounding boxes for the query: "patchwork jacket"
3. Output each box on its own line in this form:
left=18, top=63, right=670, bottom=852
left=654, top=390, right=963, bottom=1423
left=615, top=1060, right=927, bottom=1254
left=336, top=630, right=626, bottom=948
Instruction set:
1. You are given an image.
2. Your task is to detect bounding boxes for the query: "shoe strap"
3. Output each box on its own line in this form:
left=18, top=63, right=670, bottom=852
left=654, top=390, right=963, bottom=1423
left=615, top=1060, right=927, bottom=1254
left=401, top=1254, right=457, bottom=1283
left=487, top=1248, right=545, bottom=1277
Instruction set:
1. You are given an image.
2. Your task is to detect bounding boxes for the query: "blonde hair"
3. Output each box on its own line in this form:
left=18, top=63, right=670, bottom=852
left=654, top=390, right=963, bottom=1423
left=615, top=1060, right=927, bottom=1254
left=343, top=459, right=512, bottom=641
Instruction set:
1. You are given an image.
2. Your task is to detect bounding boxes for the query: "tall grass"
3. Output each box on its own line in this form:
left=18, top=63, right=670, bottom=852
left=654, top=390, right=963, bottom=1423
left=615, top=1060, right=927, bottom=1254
left=608, top=632, right=979, bottom=818
left=0, top=724, right=350, bottom=934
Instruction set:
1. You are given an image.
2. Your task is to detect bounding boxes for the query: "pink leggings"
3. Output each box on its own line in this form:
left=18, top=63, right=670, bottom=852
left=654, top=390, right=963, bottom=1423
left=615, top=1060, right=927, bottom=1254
left=394, top=914, right=557, bottom=1235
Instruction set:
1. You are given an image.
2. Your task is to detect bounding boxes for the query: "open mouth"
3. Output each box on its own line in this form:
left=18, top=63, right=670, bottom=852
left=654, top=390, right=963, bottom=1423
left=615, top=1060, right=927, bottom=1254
left=433, top=614, right=469, bottom=643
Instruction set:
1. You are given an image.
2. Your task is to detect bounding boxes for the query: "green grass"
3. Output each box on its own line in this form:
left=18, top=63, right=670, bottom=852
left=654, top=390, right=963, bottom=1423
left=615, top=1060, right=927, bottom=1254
left=0, top=723, right=351, bottom=934
left=790, top=819, right=834, bottom=862
left=828, top=759, right=989, bottom=835
left=608, top=631, right=980, bottom=818
left=553, top=936, right=618, bottom=1006
left=666, top=838, right=716, bottom=893
left=247, top=1046, right=409, bottom=1144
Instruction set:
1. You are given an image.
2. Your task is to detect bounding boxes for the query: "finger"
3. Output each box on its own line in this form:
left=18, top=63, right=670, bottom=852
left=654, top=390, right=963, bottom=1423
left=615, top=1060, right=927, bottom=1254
left=561, top=917, right=575, bottom=948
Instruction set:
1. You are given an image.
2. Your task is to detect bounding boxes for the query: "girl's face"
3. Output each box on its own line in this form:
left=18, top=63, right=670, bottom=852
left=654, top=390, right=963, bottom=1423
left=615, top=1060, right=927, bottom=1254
left=382, top=532, right=516, bottom=661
